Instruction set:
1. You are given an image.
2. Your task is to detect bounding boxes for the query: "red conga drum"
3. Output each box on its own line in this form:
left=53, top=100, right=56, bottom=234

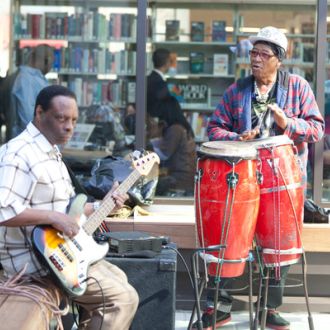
left=195, top=141, right=260, bottom=278
left=248, top=135, right=304, bottom=267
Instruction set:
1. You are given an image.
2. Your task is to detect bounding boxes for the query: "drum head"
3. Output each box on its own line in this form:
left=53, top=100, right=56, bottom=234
left=198, top=141, right=257, bottom=159
left=245, top=135, right=293, bottom=149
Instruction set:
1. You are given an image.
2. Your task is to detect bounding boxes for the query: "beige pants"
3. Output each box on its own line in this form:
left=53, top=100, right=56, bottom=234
left=1, top=259, right=138, bottom=330
left=72, top=259, right=139, bottom=330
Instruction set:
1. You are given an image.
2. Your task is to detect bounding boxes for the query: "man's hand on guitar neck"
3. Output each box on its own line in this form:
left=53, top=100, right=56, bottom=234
left=84, top=181, right=129, bottom=217
left=111, top=181, right=129, bottom=212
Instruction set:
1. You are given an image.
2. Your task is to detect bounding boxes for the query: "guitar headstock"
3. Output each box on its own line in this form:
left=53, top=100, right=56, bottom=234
left=131, top=150, right=160, bottom=176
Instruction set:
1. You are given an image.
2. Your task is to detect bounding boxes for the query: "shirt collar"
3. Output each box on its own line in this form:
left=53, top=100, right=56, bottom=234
left=154, top=69, right=166, bottom=81
left=19, top=65, right=45, bottom=78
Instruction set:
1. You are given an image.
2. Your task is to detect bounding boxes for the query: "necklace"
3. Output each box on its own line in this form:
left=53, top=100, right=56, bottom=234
left=254, top=80, right=274, bottom=104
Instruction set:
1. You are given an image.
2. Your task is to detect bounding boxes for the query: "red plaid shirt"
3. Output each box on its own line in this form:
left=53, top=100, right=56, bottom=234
left=208, top=71, right=325, bottom=183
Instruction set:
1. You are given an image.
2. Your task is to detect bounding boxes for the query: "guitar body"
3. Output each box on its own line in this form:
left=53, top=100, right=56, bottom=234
left=31, top=151, right=160, bottom=297
left=32, top=195, right=108, bottom=297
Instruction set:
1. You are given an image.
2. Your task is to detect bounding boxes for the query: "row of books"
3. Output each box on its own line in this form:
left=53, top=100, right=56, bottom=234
left=51, top=47, right=136, bottom=74
left=166, top=19, right=226, bottom=42
left=13, top=12, right=140, bottom=41
left=288, top=41, right=314, bottom=63
left=64, top=78, right=136, bottom=107
left=189, top=52, right=229, bottom=75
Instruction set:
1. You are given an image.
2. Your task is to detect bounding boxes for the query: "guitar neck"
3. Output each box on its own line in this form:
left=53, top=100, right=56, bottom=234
left=83, top=169, right=141, bottom=235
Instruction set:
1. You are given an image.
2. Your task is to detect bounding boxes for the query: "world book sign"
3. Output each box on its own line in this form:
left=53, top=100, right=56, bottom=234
left=168, top=83, right=210, bottom=108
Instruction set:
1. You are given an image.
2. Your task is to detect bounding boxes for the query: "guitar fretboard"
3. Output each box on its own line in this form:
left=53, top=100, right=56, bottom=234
left=83, top=169, right=140, bottom=235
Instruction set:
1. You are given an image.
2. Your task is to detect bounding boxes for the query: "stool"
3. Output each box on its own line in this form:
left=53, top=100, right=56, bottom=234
left=254, top=249, right=315, bottom=330
left=188, top=245, right=255, bottom=330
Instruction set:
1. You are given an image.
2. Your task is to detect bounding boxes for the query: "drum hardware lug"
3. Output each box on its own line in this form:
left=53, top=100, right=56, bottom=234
left=214, top=276, right=221, bottom=283
left=226, top=172, right=239, bottom=189
left=257, top=171, right=263, bottom=185
left=195, top=168, right=203, bottom=182
left=248, top=252, right=254, bottom=262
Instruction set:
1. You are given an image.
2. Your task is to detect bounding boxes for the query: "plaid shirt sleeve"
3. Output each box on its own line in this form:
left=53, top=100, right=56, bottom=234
left=0, top=154, right=33, bottom=222
left=283, top=75, right=324, bottom=144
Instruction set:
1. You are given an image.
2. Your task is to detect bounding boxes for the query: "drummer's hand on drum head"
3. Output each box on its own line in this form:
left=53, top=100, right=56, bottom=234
left=268, top=103, right=288, bottom=130
left=239, top=128, right=260, bottom=141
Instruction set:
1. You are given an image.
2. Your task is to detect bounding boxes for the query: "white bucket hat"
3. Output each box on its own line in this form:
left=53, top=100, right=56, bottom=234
left=249, top=26, right=288, bottom=52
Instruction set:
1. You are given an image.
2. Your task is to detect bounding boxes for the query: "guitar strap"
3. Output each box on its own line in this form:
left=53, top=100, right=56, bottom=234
left=61, top=157, right=94, bottom=202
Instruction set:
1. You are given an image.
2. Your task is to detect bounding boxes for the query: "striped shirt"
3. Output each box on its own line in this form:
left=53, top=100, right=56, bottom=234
left=0, top=123, right=75, bottom=277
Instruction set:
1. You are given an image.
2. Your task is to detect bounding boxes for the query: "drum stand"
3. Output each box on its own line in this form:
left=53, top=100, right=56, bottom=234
left=188, top=245, right=255, bottom=330
left=254, top=249, right=315, bottom=330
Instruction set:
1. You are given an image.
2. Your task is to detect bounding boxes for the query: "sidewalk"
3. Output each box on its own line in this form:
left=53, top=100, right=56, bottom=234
left=176, top=311, right=330, bottom=330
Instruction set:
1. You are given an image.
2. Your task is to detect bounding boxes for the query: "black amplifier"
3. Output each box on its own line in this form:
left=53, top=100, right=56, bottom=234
left=107, top=243, right=177, bottom=330
left=99, top=231, right=166, bottom=254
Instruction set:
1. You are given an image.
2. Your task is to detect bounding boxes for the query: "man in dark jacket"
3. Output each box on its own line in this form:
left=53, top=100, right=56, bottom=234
left=147, top=48, right=172, bottom=118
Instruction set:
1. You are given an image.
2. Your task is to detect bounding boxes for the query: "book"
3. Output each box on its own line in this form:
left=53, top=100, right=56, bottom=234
left=301, top=21, right=314, bottom=34
left=302, top=43, right=314, bottom=62
left=186, top=113, right=209, bottom=141
left=291, top=41, right=303, bottom=61
left=191, top=21, right=204, bottom=42
left=212, top=20, right=226, bottom=42
left=168, top=52, right=177, bottom=75
left=168, top=82, right=209, bottom=107
left=127, top=81, right=136, bottom=104
left=189, top=52, right=204, bottom=74
left=213, top=54, right=228, bottom=76
left=165, top=20, right=180, bottom=41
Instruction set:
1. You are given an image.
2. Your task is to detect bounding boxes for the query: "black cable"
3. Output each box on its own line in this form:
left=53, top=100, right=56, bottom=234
left=71, top=300, right=79, bottom=328
left=162, top=245, right=194, bottom=289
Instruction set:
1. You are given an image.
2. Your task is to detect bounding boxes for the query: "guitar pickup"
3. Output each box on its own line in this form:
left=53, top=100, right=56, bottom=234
left=71, top=238, right=82, bottom=251
left=58, top=243, right=74, bottom=262
left=49, top=254, right=64, bottom=271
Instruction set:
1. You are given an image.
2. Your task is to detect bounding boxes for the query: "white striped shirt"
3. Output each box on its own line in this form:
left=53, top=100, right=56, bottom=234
left=0, top=122, right=75, bottom=276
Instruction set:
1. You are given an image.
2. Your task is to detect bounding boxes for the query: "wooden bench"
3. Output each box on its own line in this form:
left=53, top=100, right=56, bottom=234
left=105, top=202, right=330, bottom=252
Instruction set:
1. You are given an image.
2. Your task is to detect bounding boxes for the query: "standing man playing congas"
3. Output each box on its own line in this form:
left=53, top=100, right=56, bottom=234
left=195, top=26, right=324, bottom=330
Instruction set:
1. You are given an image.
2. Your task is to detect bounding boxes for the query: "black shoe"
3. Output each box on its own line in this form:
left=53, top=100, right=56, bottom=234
left=192, top=308, right=231, bottom=330
left=259, top=309, right=290, bottom=330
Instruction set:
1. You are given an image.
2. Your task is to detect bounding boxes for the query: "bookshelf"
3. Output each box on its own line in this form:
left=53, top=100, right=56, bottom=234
left=149, top=3, right=237, bottom=142
left=10, top=0, right=320, bottom=144
left=11, top=0, right=141, bottom=110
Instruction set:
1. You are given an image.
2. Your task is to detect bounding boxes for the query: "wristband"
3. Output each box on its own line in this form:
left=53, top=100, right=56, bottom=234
left=93, top=201, right=101, bottom=211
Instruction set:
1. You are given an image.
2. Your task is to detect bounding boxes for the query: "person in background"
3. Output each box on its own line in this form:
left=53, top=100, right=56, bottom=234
left=147, top=48, right=173, bottom=140
left=147, top=48, right=172, bottom=118
left=0, top=85, right=139, bottom=330
left=124, top=102, right=136, bottom=135
left=8, top=44, right=54, bottom=139
left=150, top=96, right=196, bottom=196
left=194, top=26, right=324, bottom=330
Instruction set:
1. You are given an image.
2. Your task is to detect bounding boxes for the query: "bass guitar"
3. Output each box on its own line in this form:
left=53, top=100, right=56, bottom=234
left=32, top=150, right=159, bottom=296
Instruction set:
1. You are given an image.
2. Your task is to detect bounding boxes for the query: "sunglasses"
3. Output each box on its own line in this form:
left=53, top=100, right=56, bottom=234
left=249, top=49, right=276, bottom=61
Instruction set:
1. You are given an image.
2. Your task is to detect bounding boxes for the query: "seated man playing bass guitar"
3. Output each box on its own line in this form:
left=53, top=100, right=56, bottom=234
left=0, top=85, right=139, bottom=329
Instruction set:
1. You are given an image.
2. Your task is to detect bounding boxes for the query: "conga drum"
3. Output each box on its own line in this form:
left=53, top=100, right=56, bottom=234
left=195, top=141, right=260, bottom=278
left=248, top=135, right=304, bottom=268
